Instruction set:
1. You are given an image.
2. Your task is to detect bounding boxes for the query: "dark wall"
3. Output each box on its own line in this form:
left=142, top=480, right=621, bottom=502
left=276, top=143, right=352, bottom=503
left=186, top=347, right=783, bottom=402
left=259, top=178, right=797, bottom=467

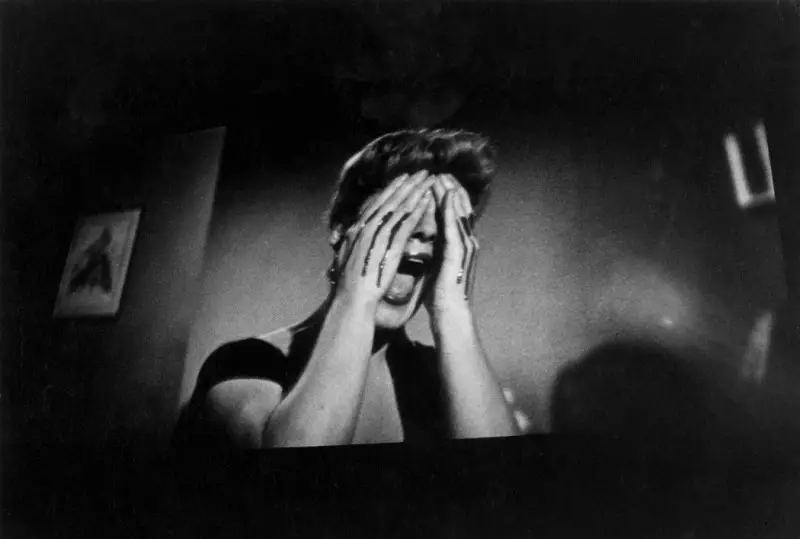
left=1, top=30, right=226, bottom=526
left=4, top=126, right=224, bottom=450
left=1, top=6, right=225, bottom=462
left=2, top=125, right=225, bottom=536
left=1, top=6, right=230, bottom=534
left=767, top=3, right=800, bottom=403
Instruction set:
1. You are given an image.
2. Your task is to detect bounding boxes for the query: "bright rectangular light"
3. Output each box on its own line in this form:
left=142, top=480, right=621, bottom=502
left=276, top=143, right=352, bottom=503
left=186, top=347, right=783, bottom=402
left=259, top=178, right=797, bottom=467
left=724, top=121, right=775, bottom=209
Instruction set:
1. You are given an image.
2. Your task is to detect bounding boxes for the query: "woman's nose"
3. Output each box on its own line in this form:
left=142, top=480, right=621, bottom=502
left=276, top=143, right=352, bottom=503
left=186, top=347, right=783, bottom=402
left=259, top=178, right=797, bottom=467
left=411, top=207, right=438, bottom=242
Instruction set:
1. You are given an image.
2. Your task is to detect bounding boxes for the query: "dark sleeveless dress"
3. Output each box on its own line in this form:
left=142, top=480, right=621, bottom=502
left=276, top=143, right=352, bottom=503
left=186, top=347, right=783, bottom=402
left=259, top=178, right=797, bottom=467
left=171, top=327, right=449, bottom=450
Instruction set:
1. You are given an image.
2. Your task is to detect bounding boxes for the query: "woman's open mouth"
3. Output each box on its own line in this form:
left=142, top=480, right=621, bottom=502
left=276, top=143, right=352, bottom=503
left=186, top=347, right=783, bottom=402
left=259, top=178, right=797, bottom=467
left=382, top=253, right=432, bottom=306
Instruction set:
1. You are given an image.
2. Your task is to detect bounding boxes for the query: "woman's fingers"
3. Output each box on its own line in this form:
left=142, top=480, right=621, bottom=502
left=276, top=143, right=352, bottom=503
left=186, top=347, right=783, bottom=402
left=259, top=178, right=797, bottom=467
left=372, top=178, right=433, bottom=272
left=347, top=172, right=420, bottom=240
left=441, top=174, right=475, bottom=227
left=466, top=245, right=478, bottom=299
left=360, top=170, right=429, bottom=227
left=366, top=172, right=433, bottom=244
left=347, top=172, right=431, bottom=265
left=438, top=174, right=478, bottom=296
left=441, top=189, right=462, bottom=258
left=453, top=195, right=471, bottom=286
left=357, top=173, right=411, bottom=225
left=432, top=175, right=449, bottom=206
left=358, top=171, right=429, bottom=242
left=361, top=211, right=394, bottom=276
left=453, top=181, right=478, bottom=251
left=439, top=173, right=471, bottom=209
left=376, top=189, right=432, bottom=286
left=356, top=175, right=434, bottom=287
left=378, top=170, right=432, bottom=218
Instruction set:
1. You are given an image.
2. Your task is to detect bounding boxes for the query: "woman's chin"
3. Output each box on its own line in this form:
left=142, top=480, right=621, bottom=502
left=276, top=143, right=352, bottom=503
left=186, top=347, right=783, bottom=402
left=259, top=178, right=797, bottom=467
left=375, top=280, right=426, bottom=329
left=375, top=299, right=415, bottom=329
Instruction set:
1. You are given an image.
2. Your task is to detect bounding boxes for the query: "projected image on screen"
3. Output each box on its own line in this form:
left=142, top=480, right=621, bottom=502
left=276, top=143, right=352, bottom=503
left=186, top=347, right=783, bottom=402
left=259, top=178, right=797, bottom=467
left=173, top=3, right=793, bottom=452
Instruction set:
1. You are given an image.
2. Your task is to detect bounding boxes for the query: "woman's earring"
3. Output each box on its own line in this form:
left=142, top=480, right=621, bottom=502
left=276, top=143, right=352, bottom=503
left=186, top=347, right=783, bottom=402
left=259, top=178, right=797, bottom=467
left=327, top=260, right=339, bottom=285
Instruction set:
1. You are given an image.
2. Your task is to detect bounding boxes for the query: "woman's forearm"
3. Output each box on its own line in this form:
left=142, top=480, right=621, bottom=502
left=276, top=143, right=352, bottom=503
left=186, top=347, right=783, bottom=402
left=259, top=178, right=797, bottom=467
left=433, top=308, right=520, bottom=439
left=263, top=297, right=376, bottom=447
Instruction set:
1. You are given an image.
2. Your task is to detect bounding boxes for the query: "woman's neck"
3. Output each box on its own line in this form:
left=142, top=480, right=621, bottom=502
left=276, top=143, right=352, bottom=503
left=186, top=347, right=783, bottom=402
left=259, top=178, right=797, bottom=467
left=298, top=293, right=407, bottom=355
left=372, top=326, right=406, bottom=355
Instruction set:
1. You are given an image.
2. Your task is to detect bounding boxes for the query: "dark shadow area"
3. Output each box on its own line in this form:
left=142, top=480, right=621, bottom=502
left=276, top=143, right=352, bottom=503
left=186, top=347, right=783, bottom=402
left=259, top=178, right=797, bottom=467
left=551, top=338, right=800, bottom=538
left=552, top=340, right=736, bottom=441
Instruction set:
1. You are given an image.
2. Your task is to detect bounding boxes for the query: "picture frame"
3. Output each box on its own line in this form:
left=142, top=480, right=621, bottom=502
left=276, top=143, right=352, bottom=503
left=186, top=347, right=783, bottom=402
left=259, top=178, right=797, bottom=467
left=53, top=209, right=142, bottom=318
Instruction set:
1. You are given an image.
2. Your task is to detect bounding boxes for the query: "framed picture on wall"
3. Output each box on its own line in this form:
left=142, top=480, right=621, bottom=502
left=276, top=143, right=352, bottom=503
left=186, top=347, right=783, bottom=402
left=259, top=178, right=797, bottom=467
left=53, top=209, right=142, bottom=318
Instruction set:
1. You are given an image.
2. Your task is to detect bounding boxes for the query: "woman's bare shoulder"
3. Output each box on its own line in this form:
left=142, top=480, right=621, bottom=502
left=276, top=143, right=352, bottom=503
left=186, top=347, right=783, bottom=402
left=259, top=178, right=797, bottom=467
left=255, top=326, right=295, bottom=357
left=255, top=315, right=321, bottom=356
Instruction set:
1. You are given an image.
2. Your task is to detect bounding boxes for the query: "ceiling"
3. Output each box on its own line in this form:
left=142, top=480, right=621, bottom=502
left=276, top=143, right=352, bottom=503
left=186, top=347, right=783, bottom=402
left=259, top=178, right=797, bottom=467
left=3, top=2, right=795, bottom=151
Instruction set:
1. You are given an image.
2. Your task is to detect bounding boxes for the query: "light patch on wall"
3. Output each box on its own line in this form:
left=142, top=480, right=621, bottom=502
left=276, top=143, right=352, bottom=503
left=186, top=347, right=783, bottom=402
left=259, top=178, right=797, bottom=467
left=724, top=121, right=775, bottom=209
left=593, top=258, right=691, bottom=337
left=740, top=309, right=774, bottom=383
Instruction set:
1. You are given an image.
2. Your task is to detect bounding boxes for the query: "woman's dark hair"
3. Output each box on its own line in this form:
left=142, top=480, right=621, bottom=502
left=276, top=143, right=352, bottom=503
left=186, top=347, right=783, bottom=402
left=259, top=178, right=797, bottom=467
left=326, top=128, right=497, bottom=231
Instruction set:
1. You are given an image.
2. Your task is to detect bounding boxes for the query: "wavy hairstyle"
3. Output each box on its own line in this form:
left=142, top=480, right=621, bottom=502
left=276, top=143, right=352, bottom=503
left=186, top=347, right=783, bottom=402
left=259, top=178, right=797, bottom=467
left=326, top=128, right=497, bottom=232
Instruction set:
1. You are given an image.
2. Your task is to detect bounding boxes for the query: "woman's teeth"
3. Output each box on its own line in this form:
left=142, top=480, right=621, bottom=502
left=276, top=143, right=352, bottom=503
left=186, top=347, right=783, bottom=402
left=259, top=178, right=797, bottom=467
left=397, top=255, right=430, bottom=277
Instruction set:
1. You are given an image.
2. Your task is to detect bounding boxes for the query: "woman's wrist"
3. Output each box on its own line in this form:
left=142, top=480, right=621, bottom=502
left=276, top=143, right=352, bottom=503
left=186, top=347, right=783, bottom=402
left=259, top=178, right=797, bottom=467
left=330, top=291, right=378, bottom=326
left=430, top=301, right=475, bottom=341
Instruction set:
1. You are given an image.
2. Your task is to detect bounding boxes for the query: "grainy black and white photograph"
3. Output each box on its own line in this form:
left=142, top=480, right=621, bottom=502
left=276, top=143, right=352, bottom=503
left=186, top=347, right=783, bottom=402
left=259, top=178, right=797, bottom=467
left=3, top=1, right=800, bottom=538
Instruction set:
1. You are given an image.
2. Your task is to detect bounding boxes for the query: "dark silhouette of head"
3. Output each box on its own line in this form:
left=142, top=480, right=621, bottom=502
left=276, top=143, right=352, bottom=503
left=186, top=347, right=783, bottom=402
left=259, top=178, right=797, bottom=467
left=551, top=340, right=710, bottom=440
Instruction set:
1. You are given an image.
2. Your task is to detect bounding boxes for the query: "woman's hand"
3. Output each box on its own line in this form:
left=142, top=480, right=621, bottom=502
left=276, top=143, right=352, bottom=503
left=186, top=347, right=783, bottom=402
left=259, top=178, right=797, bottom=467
left=333, top=170, right=435, bottom=311
left=426, top=174, right=479, bottom=319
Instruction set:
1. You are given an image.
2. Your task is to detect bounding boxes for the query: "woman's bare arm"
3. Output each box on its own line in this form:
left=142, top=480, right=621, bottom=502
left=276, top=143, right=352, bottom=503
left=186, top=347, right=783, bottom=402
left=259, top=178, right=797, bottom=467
left=204, top=172, right=435, bottom=448
left=428, top=176, right=519, bottom=439
left=261, top=297, right=378, bottom=447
